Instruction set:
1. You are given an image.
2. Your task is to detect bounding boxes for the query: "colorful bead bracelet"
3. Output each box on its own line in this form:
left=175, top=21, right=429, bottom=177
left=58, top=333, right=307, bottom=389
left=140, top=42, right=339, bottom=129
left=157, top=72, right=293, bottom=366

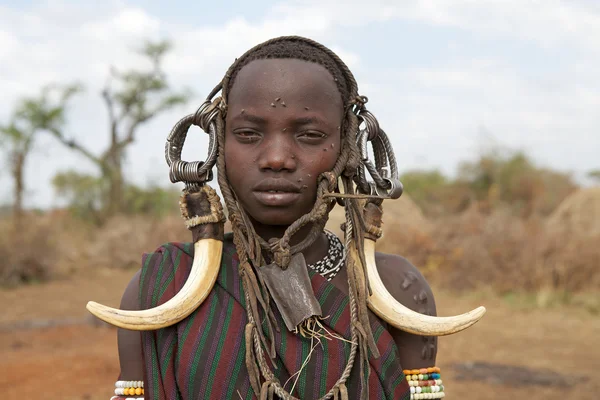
left=404, top=367, right=441, bottom=375
left=407, top=379, right=443, bottom=386
left=404, top=367, right=445, bottom=400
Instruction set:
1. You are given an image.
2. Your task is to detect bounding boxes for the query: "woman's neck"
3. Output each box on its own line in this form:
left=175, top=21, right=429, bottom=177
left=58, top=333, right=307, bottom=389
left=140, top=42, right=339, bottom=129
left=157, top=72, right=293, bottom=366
left=250, top=219, right=329, bottom=266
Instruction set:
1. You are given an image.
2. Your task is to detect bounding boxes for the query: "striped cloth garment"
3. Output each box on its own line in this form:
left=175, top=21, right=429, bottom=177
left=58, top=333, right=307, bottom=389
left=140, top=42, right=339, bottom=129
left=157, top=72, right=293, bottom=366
left=138, top=233, right=411, bottom=400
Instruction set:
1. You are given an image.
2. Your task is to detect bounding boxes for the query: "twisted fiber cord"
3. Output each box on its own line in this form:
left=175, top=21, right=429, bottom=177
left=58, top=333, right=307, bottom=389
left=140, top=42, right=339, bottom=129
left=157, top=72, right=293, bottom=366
left=243, top=226, right=361, bottom=400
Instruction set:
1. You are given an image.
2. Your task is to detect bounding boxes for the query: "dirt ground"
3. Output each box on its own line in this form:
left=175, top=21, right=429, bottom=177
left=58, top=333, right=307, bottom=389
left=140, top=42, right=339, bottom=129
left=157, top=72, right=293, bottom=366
left=1, top=268, right=598, bottom=400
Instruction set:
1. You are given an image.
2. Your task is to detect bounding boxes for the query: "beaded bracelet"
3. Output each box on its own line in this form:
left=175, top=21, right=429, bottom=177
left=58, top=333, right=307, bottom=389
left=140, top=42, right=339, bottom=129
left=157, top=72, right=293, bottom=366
left=404, top=367, right=445, bottom=400
left=113, top=380, right=144, bottom=397
left=114, top=387, right=145, bottom=396
left=115, top=381, right=144, bottom=388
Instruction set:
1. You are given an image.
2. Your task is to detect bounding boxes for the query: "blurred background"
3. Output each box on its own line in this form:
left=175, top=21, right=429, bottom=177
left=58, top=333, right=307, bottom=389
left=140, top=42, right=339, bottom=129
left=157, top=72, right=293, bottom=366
left=0, top=1, right=598, bottom=399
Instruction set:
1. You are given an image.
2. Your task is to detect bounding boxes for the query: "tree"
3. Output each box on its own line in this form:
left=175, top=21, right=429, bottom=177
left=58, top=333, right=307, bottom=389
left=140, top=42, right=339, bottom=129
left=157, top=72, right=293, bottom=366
left=400, top=169, right=448, bottom=210
left=0, top=85, right=80, bottom=226
left=45, top=39, right=190, bottom=218
left=457, top=149, right=577, bottom=217
left=399, top=169, right=472, bottom=216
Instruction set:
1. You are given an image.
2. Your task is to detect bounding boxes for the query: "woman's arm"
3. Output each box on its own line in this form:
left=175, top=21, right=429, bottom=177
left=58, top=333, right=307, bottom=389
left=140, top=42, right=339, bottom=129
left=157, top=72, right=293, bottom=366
left=374, top=253, right=438, bottom=369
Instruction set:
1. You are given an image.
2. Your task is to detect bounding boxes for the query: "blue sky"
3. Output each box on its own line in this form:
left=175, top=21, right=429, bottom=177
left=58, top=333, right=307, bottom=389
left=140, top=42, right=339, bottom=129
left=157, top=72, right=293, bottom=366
left=1, top=0, right=599, bottom=208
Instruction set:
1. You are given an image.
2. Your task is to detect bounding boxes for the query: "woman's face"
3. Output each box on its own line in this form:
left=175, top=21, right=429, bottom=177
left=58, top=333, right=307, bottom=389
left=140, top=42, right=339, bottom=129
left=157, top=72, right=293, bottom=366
left=224, top=58, right=343, bottom=227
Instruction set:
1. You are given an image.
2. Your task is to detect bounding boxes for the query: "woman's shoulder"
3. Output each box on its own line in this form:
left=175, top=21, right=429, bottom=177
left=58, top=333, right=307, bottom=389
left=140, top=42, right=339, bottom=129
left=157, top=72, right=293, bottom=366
left=127, top=232, right=237, bottom=309
left=119, top=242, right=194, bottom=312
left=374, top=252, right=436, bottom=314
left=139, top=232, right=235, bottom=276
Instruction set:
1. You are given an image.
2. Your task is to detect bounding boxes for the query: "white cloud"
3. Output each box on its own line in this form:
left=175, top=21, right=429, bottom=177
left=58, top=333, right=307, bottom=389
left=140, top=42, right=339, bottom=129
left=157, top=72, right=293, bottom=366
left=278, top=0, right=600, bottom=54
left=82, top=7, right=161, bottom=38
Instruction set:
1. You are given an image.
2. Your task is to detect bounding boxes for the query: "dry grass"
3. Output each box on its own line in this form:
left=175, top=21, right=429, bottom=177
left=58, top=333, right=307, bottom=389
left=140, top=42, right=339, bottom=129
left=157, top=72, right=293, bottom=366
left=0, top=213, right=86, bottom=285
left=377, top=206, right=600, bottom=293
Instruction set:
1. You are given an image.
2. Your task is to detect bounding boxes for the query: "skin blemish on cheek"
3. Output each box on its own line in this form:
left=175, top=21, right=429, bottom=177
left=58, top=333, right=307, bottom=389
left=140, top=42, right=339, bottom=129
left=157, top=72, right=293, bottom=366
left=271, top=102, right=276, bottom=107
left=281, top=101, right=286, bottom=107
left=331, top=143, right=335, bottom=148
left=323, top=148, right=327, bottom=152
left=307, top=174, right=312, bottom=178
left=304, top=106, right=310, bottom=111
left=275, top=97, right=281, bottom=102
left=241, top=109, right=245, bottom=114
left=282, top=128, right=287, bottom=132
left=302, top=185, right=308, bottom=190
left=297, top=178, right=303, bottom=183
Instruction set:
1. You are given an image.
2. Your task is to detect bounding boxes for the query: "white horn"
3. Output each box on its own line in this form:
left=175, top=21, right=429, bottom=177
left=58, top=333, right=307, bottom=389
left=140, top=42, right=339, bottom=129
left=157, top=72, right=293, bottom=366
left=362, top=238, right=486, bottom=336
left=86, top=238, right=223, bottom=331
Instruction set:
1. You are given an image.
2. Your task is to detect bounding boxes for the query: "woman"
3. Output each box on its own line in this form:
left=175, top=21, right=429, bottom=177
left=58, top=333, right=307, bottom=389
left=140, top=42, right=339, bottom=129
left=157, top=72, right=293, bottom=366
left=89, top=36, right=484, bottom=400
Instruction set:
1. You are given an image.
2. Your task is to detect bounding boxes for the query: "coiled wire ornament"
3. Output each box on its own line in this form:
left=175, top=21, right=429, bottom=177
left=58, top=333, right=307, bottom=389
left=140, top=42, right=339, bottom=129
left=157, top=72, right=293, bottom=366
left=165, top=99, right=219, bottom=191
left=355, top=108, right=403, bottom=199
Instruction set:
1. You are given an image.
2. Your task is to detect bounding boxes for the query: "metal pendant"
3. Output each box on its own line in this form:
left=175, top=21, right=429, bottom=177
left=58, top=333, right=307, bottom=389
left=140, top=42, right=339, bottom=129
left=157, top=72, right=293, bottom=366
left=257, top=252, right=323, bottom=332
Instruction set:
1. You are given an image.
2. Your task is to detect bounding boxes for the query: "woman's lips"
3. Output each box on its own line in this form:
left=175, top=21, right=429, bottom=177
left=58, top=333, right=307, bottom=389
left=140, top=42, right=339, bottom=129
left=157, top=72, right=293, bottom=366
left=252, top=191, right=301, bottom=206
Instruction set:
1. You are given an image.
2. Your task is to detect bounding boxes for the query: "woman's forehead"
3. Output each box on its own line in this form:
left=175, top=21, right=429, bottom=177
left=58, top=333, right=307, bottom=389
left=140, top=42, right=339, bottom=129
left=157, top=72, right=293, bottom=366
left=227, top=59, right=342, bottom=110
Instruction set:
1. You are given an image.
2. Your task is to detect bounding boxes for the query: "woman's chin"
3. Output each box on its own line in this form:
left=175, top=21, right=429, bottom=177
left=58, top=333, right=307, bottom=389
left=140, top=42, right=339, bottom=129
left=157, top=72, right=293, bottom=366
left=248, top=208, right=308, bottom=228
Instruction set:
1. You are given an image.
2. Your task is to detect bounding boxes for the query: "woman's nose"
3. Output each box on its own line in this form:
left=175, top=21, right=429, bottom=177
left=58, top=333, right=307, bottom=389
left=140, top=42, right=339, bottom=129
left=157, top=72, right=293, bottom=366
left=257, top=135, right=297, bottom=172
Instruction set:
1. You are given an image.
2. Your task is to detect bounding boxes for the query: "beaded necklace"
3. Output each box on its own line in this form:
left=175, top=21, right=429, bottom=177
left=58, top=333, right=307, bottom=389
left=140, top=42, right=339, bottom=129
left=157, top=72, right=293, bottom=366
left=307, top=230, right=345, bottom=281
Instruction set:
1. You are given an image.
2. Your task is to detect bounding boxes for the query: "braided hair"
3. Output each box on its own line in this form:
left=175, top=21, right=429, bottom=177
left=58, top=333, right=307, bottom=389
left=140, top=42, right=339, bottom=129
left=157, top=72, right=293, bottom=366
left=211, top=36, right=378, bottom=399
left=222, top=38, right=351, bottom=104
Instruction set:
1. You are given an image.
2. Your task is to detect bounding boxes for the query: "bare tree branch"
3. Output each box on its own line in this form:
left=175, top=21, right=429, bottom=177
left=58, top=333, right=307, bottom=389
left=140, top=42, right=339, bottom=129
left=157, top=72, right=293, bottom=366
left=47, top=127, right=101, bottom=165
left=116, top=91, right=190, bottom=150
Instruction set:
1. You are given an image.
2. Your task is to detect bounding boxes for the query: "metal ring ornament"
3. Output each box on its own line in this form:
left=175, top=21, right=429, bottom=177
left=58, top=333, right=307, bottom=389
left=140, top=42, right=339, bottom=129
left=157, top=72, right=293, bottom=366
left=359, top=109, right=380, bottom=141
left=165, top=101, right=219, bottom=188
left=356, top=122, right=403, bottom=199
left=357, top=128, right=390, bottom=189
left=194, top=100, right=221, bottom=133
left=357, top=110, right=390, bottom=184
left=356, top=129, right=371, bottom=194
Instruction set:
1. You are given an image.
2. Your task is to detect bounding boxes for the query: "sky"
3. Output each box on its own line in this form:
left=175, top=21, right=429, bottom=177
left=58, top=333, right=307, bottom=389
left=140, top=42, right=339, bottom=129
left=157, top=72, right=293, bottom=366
left=1, top=0, right=599, bottom=209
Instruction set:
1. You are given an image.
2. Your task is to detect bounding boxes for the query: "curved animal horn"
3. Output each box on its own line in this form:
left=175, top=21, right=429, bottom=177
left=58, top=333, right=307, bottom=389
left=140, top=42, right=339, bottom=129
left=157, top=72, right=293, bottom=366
left=362, top=238, right=486, bottom=336
left=86, top=238, right=222, bottom=330
left=86, top=186, right=226, bottom=331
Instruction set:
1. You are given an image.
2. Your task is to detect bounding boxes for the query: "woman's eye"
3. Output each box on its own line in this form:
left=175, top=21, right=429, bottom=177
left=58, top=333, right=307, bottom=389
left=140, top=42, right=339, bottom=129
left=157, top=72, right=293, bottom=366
left=298, top=131, right=327, bottom=141
left=234, top=130, right=261, bottom=142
